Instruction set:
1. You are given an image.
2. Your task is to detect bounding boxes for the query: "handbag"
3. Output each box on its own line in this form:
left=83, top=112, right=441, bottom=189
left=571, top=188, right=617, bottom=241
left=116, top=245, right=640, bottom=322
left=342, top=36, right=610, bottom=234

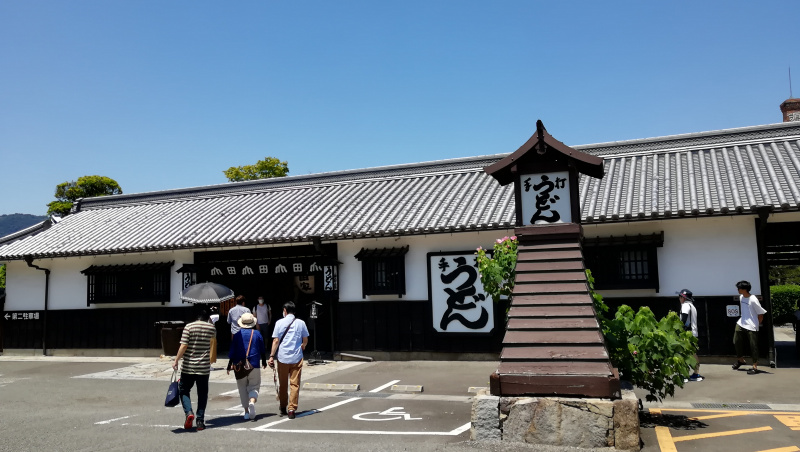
left=164, top=369, right=180, bottom=407
left=233, top=330, right=255, bottom=380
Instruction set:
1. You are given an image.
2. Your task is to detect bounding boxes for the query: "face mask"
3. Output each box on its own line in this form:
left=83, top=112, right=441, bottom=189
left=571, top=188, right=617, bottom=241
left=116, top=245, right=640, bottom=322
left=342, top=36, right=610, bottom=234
left=258, top=299, right=264, bottom=304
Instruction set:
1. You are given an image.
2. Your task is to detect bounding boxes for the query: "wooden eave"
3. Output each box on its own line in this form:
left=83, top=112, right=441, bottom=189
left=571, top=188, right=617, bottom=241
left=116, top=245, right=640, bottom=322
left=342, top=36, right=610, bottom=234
left=484, top=120, right=605, bottom=184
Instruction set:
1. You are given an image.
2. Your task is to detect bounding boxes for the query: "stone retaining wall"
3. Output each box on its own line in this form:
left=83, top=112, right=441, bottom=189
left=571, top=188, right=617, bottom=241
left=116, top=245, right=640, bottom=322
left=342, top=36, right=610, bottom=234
left=471, top=389, right=640, bottom=450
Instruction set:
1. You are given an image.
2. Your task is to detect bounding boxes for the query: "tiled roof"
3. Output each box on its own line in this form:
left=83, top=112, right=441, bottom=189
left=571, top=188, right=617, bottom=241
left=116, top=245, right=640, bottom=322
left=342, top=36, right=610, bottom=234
left=1, top=122, right=799, bottom=260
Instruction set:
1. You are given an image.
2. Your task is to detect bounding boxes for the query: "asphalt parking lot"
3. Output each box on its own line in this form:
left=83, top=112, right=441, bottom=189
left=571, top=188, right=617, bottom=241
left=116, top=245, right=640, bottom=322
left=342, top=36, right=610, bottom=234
left=3, top=355, right=800, bottom=451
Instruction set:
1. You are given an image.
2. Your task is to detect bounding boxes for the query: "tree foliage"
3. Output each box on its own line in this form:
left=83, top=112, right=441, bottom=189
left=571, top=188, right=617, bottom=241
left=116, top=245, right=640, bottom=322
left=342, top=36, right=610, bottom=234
left=475, top=236, right=518, bottom=304
left=769, top=266, right=800, bottom=286
left=0, top=264, right=5, bottom=289
left=588, top=270, right=697, bottom=402
left=47, top=176, right=123, bottom=216
left=770, top=284, right=800, bottom=323
left=223, top=157, right=289, bottom=182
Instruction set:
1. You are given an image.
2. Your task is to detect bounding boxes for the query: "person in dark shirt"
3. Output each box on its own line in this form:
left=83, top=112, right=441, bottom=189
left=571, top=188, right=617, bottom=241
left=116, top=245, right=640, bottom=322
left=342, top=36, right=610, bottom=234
left=227, top=312, right=267, bottom=421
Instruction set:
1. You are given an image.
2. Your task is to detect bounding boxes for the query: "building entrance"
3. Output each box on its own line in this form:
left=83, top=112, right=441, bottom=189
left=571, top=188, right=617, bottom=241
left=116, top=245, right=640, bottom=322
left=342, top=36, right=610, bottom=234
left=192, top=244, right=339, bottom=356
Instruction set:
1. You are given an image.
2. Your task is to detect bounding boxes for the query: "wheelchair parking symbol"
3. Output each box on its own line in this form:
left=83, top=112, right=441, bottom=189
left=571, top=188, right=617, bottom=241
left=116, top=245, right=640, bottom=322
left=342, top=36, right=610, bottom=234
left=352, top=407, right=422, bottom=421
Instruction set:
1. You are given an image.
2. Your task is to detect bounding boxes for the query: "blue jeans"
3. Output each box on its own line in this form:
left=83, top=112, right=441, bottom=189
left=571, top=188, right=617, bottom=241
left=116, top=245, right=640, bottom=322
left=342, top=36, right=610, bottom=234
left=179, top=373, right=209, bottom=420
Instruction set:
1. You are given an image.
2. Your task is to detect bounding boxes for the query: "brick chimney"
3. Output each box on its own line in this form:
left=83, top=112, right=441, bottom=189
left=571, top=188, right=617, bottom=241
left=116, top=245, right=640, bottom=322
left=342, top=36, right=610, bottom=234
left=780, top=98, right=800, bottom=122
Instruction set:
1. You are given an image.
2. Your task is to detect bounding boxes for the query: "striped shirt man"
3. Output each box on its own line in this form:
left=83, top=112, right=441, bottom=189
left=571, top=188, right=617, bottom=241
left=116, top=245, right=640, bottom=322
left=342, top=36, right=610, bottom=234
left=179, top=320, right=216, bottom=375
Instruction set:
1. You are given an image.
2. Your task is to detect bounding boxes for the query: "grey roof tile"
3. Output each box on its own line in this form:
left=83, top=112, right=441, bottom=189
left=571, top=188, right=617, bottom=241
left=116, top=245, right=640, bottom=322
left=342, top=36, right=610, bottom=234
left=3, top=123, right=800, bottom=260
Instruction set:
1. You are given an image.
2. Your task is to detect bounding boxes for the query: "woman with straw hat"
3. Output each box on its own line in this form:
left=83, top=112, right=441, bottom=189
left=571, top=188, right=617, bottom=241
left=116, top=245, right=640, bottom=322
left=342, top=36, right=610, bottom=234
left=227, top=312, right=268, bottom=421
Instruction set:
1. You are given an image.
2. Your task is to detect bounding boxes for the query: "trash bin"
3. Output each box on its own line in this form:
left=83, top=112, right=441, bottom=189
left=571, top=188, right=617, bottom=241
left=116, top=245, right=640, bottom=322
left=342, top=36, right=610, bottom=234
left=155, top=321, right=185, bottom=356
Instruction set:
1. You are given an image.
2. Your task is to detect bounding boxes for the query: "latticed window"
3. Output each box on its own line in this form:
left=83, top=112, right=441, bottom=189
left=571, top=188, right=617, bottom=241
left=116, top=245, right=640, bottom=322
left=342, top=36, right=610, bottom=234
left=584, top=233, right=662, bottom=290
left=354, top=246, right=408, bottom=298
left=81, top=261, right=174, bottom=305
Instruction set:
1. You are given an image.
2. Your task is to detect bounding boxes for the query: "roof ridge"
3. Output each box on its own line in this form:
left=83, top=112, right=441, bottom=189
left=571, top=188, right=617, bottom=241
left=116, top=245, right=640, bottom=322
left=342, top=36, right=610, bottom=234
left=575, top=122, right=800, bottom=156
left=80, top=163, right=495, bottom=210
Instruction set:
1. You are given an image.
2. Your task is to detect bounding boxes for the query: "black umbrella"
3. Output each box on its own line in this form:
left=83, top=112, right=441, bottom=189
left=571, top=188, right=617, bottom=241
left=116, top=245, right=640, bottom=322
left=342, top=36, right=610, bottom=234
left=180, top=282, right=235, bottom=304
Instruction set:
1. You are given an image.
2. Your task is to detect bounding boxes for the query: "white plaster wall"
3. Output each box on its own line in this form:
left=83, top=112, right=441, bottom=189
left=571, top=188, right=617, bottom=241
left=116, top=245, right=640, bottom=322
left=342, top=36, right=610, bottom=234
left=766, top=211, right=800, bottom=223
left=584, top=215, right=761, bottom=297
left=4, top=250, right=195, bottom=310
left=2, top=213, right=771, bottom=310
left=336, top=230, right=515, bottom=302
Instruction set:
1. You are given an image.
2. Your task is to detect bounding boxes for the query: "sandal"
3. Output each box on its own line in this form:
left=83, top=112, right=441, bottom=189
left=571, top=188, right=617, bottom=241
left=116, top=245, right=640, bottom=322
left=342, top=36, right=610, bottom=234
left=732, top=361, right=744, bottom=370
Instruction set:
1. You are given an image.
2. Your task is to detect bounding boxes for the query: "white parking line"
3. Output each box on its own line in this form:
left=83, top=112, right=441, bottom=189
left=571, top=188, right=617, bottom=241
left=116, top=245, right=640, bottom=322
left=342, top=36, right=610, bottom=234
left=253, top=397, right=360, bottom=431
left=255, top=422, right=471, bottom=436
left=370, top=380, right=401, bottom=393
left=95, top=415, right=136, bottom=425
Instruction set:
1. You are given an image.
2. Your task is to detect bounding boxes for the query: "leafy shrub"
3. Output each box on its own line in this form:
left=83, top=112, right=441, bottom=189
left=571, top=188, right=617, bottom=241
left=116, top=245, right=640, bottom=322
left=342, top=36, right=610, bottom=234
left=770, top=285, right=800, bottom=323
left=475, top=236, right=518, bottom=304
left=588, top=270, right=697, bottom=402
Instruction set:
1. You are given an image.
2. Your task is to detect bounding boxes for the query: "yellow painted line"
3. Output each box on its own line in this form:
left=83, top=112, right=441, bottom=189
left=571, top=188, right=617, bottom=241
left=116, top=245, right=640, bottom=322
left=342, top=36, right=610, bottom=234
left=659, top=408, right=800, bottom=416
left=756, top=447, right=800, bottom=452
left=775, top=415, right=800, bottom=429
left=649, top=408, right=662, bottom=415
left=654, top=426, right=677, bottom=452
left=672, top=425, right=772, bottom=442
left=793, top=427, right=800, bottom=431
left=690, top=412, right=753, bottom=421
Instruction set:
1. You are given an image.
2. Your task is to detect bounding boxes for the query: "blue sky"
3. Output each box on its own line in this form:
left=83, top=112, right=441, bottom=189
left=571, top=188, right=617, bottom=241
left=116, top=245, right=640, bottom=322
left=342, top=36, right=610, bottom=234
left=1, top=1, right=798, bottom=215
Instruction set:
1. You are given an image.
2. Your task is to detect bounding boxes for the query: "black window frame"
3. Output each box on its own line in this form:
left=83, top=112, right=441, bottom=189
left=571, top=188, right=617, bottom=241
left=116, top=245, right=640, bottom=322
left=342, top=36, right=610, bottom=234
left=82, top=261, right=174, bottom=306
left=584, top=233, right=662, bottom=291
left=354, top=246, right=408, bottom=298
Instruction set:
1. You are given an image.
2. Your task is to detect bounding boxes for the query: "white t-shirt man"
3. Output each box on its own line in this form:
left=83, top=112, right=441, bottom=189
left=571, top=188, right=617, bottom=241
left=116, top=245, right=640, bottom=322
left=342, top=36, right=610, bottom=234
left=737, top=294, right=767, bottom=332
left=680, top=301, right=698, bottom=337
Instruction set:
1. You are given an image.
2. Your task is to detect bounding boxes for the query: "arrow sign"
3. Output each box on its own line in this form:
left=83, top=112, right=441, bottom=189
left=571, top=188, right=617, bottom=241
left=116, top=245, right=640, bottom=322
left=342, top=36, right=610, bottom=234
left=3, top=314, right=8, bottom=320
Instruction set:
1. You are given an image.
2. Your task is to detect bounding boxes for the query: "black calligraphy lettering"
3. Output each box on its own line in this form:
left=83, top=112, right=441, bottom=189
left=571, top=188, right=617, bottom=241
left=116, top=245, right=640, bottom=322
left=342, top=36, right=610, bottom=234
left=531, top=175, right=561, bottom=223
left=439, top=257, right=489, bottom=331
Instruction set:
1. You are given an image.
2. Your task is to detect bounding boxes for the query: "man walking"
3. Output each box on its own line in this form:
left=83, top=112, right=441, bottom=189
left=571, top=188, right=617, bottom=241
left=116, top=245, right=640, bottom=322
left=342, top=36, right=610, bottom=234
left=732, top=280, right=767, bottom=375
left=255, top=296, right=272, bottom=338
left=173, top=308, right=216, bottom=430
left=227, top=295, right=250, bottom=339
left=268, top=301, right=309, bottom=420
left=679, top=289, right=703, bottom=381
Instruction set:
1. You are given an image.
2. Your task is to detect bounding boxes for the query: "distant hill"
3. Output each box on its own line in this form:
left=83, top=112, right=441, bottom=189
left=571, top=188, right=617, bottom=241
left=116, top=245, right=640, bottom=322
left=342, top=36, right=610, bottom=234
left=0, top=214, right=48, bottom=237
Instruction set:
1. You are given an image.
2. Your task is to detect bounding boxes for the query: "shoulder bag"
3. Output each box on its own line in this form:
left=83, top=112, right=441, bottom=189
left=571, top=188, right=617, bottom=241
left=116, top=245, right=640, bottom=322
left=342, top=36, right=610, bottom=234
left=232, top=330, right=255, bottom=380
left=164, top=369, right=180, bottom=407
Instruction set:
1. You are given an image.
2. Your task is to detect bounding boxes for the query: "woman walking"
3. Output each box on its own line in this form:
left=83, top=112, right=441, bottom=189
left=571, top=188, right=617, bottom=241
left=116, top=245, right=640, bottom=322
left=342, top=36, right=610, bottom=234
left=227, top=312, right=268, bottom=421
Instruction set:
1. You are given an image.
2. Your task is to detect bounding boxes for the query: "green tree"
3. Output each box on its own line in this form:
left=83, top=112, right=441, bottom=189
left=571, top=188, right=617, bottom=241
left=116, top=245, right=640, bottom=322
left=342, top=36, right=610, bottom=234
left=588, top=270, right=697, bottom=402
left=0, top=264, right=5, bottom=289
left=769, top=265, right=800, bottom=286
left=46, top=175, right=123, bottom=216
left=223, top=157, right=289, bottom=182
left=475, top=235, right=518, bottom=304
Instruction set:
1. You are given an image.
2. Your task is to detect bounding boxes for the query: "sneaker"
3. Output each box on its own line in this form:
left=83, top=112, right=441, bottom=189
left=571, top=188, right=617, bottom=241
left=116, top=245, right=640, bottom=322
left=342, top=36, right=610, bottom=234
left=248, top=402, right=256, bottom=421
left=688, top=373, right=704, bottom=382
left=288, top=410, right=296, bottom=420
left=243, top=409, right=250, bottom=420
left=196, top=419, right=206, bottom=431
left=732, top=361, right=745, bottom=370
left=184, top=413, right=195, bottom=430
left=747, top=368, right=759, bottom=375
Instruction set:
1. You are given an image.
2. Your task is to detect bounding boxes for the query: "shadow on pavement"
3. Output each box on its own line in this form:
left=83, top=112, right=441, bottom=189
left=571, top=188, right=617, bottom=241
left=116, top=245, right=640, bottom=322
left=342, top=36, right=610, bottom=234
left=639, top=412, right=708, bottom=431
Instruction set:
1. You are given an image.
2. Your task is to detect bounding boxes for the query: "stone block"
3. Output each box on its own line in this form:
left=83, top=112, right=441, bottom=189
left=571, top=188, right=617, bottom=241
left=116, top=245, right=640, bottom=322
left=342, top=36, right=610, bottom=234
left=588, top=399, right=614, bottom=419
left=535, top=399, right=612, bottom=448
left=499, top=396, right=521, bottom=415
left=613, top=390, right=640, bottom=450
left=470, top=394, right=501, bottom=441
left=503, top=398, right=537, bottom=442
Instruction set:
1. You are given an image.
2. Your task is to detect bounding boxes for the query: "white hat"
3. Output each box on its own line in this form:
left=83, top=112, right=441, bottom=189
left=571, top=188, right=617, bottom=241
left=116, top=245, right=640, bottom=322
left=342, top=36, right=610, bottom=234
left=238, top=313, right=257, bottom=329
